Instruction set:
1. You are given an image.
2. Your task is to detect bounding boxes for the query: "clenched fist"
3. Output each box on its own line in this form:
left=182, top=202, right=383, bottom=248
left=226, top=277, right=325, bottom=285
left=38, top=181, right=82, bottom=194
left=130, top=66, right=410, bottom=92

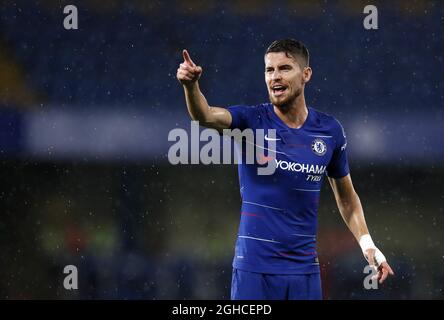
left=177, top=49, right=203, bottom=87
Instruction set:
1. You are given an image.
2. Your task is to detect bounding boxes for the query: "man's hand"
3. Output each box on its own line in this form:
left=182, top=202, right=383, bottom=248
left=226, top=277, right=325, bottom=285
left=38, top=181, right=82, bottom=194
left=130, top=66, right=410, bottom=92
left=176, top=49, right=232, bottom=130
left=177, top=49, right=203, bottom=87
left=364, top=248, right=395, bottom=284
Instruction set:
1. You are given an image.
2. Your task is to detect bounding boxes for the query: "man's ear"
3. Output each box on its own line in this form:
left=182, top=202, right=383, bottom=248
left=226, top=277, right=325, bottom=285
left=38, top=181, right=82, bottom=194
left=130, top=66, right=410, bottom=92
left=302, top=67, right=312, bottom=83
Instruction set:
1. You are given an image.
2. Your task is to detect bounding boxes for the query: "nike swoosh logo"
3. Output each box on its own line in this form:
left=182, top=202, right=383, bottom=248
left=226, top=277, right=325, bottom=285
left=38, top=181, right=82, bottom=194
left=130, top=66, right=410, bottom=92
left=264, top=134, right=281, bottom=141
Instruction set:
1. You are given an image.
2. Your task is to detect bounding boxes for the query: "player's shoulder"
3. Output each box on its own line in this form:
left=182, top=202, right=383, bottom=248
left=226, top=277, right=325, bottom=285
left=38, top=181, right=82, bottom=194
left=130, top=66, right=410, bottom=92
left=228, top=102, right=268, bottom=111
left=309, top=107, right=346, bottom=133
left=247, top=102, right=270, bottom=112
left=227, top=102, right=270, bottom=118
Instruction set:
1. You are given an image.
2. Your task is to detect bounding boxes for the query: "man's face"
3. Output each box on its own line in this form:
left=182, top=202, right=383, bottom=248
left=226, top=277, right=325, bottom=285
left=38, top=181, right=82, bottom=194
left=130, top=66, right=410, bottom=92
left=264, top=52, right=310, bottom=107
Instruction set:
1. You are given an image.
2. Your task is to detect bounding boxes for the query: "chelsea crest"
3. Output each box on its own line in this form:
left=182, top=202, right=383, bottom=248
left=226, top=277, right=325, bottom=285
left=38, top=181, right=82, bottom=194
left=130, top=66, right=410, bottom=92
left=311, top=138, right=327, bottom=156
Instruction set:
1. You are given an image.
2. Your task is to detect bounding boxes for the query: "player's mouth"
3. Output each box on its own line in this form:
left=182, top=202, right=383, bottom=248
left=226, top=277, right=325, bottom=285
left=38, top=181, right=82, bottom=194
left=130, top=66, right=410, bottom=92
left=271, top=84, right=287, bottom=97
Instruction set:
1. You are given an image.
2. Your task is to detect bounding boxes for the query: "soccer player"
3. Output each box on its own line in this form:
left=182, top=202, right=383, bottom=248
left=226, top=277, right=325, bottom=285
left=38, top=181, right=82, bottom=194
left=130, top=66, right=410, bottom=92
left=176, top=39, right=394, bottom=300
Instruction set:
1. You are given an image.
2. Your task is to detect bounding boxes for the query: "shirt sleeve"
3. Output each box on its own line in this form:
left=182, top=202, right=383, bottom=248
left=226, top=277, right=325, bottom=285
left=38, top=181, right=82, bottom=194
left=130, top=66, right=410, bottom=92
left=227, top=105, right=256, bottom=130
left=326, top=119, right=350, bottom=179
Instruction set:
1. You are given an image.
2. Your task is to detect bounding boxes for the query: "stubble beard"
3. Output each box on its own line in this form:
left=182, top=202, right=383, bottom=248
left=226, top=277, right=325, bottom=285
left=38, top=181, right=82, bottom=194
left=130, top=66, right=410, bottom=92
left=269, top=87, right=302, bottom=111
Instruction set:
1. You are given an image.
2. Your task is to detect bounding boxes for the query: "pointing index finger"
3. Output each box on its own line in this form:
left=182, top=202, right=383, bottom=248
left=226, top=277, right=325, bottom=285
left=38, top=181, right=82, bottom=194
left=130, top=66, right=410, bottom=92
left=183, top=49, right=196, bottom=66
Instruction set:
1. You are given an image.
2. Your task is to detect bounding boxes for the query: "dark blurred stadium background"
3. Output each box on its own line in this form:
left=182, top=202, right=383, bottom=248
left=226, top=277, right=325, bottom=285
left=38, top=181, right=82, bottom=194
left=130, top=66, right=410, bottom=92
left=0, top=0, right=443, bottom=299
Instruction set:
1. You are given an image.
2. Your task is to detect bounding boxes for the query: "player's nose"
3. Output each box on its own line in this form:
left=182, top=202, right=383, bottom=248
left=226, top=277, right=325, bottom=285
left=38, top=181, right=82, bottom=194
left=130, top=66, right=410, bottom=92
left=271, top=70, right=282, bottom=80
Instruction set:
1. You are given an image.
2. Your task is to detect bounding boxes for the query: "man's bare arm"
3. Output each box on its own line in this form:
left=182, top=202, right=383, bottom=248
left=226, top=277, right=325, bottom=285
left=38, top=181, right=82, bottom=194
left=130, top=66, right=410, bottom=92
left=328, top=174, right=394, bottom=283
left=328, top=174, right=369, bottom=241
left=177, top=49, right=232, bottom=131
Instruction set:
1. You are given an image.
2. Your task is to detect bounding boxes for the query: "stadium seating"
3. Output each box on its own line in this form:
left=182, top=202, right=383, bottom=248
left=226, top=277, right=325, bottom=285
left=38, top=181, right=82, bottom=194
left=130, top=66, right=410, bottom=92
left=0, top=1, right=442, bottom=115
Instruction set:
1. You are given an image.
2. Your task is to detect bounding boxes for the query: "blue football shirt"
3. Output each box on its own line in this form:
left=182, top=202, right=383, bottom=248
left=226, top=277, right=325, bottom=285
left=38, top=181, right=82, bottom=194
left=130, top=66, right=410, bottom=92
left=227, top=102, right=349, bottom=274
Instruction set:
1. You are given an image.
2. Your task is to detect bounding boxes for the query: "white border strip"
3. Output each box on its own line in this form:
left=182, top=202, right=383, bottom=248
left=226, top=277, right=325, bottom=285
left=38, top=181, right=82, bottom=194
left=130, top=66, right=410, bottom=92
left=238, top=235, right=281, bottom=243
left=243, top=201, right=284, bottom=211
left=292, top=188, right=321, bottom=192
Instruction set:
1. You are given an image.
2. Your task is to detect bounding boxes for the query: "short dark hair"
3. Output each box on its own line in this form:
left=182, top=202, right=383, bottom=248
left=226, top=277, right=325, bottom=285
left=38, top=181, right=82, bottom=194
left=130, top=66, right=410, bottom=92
left=265, top=39, right=309, bottom=68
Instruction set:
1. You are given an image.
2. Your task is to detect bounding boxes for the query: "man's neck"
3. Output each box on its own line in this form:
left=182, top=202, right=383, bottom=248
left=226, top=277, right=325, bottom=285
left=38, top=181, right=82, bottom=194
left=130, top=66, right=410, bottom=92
left=273, top=94, right=308, bottom=129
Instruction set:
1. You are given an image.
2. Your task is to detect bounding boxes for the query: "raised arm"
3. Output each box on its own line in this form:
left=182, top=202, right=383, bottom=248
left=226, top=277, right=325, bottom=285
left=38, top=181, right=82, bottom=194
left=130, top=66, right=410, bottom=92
left=328, top=174, right=394, bottom=284
left=176, top=49, right=232, bottom=131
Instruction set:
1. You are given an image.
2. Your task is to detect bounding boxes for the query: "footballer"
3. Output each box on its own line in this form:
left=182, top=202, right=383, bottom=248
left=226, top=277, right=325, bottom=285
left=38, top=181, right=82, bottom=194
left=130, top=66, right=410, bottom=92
left=176, top=39, right=394, bottom=300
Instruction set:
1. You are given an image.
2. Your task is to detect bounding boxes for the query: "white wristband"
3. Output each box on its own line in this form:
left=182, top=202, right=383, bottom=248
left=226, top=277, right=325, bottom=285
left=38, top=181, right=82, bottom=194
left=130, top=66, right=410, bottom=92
left=375, top=248, right=387, bottom=265
left=359, top=234, right=376, bottom=252
left=359, top=234, right=387, bottom=266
